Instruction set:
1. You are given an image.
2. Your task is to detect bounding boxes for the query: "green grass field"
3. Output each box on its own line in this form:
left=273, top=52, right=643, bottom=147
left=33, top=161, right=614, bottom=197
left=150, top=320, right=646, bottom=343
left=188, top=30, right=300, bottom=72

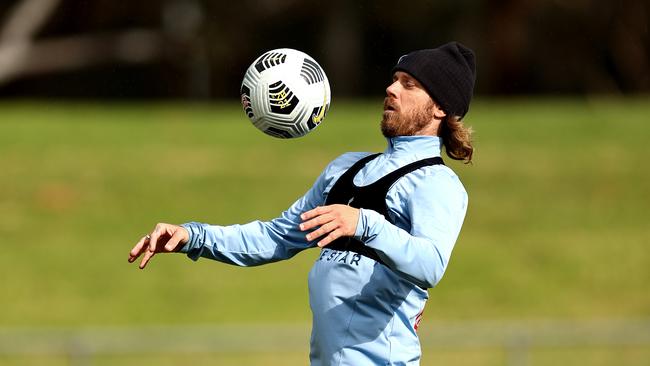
left=0, top=98, right=648, bottom=365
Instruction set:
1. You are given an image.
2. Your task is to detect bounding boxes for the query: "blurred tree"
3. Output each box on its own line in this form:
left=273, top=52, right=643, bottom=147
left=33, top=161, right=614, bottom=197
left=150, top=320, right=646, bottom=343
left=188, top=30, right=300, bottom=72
left=0, top=0, right=647, bottom=98
left=0, top=0, right=168, bottom=96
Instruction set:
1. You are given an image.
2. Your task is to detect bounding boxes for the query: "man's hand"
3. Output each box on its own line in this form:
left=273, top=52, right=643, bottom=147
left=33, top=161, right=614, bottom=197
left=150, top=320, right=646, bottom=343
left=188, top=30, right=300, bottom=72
left=128, top=223, right=189, bottom=269
left=300, top=205, right=360, bottom=247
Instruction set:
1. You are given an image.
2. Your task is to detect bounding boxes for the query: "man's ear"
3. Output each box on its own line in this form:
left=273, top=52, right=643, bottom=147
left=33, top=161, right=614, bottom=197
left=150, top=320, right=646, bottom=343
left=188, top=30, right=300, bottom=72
left=433, top=104, right=447, bottom=120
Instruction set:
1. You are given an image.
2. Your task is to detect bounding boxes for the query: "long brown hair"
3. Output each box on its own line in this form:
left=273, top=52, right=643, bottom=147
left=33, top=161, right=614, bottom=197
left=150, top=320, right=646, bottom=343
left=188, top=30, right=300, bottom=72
left=439, top=115, right=474, bottom=164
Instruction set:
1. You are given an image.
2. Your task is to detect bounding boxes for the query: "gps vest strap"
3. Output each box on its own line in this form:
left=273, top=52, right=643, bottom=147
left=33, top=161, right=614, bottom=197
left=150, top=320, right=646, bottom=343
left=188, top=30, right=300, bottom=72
left=324, top=153, right=444, bottom=266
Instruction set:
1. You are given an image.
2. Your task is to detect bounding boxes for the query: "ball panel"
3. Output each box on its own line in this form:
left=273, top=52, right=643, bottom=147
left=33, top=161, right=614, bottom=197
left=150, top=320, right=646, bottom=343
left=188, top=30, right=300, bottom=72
left=255, top=51, right=287, bottom=73
left=268, top=81, right=299, bottom=115
left=300, top=58, right=325, bottom=85
left=264, top=126, right=293, bottom=139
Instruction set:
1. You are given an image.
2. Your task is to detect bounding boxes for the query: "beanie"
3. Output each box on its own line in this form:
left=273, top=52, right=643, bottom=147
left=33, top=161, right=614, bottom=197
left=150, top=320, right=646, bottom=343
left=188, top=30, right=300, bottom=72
left=392, top=42, right=476, bottom=118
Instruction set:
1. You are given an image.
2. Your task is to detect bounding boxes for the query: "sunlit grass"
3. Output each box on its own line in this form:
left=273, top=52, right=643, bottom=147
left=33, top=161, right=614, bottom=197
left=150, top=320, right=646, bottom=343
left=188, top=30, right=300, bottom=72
left=0, top=98, right=648, bottom=331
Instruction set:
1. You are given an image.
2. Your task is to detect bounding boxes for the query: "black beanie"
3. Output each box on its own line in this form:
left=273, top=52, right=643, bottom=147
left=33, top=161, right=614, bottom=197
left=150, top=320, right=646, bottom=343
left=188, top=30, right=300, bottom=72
left=392, top=42, right=476, bottom=118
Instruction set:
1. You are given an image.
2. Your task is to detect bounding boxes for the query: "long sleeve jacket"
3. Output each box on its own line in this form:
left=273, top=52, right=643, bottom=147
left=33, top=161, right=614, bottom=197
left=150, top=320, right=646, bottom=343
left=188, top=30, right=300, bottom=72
left=181, top=135, right=468, bottom=365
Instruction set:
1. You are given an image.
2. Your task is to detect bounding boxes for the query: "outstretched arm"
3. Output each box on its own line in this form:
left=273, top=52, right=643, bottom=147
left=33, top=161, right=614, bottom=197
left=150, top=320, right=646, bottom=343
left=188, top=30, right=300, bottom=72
left=179, top=188, right=324, bottom=266
left=128, top=160, right=335, bottom=269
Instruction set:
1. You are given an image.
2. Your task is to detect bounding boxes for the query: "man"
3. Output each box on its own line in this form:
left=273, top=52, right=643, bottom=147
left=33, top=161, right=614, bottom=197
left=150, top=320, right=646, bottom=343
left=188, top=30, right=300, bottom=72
left=129, top=41, right=476, bottom=365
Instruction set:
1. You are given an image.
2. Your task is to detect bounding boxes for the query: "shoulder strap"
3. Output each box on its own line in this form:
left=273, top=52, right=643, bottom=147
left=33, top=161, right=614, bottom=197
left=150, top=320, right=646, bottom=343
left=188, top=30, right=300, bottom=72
left=365, top=156, right=444, bottom=193
left=338, top=153, right=381, bottom=180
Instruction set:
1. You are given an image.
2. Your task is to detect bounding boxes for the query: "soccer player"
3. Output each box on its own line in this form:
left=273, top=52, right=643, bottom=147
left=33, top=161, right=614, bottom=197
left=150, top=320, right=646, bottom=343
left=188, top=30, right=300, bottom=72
left=129, top=41, right=476, bottom=365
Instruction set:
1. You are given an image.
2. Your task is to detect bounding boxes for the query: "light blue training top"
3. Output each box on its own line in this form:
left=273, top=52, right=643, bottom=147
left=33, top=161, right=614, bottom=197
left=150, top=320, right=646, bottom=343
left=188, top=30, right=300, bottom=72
left=181, top=135, right=468, bottom=365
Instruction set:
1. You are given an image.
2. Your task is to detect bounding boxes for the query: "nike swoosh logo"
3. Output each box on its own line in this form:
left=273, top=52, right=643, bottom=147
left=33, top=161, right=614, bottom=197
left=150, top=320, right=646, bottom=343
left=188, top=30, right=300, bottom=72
left=311, top=84, right=328, bottom=124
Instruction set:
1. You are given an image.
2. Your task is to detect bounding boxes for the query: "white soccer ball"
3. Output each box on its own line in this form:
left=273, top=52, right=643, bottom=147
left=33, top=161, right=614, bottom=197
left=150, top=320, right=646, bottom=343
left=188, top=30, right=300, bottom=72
left=240, top=48, right=331, bottom=138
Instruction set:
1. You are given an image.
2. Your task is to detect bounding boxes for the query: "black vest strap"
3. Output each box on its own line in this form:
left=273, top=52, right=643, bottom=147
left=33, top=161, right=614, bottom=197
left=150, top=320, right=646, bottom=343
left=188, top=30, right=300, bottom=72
left=324, top=153, right=444, bottom=266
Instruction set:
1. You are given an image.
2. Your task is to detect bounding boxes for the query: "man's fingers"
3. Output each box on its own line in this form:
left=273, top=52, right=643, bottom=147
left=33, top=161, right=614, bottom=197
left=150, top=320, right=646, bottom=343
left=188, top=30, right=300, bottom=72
left=318, top=229, right=343, bottom=248
left=300, top=204, right=360, bottom=244
left=164, top=232, right=180, bottom=252
left=128, top=235, right=149, bottom=262
left=164, top=228, right=187, bottom=252
left=306, top=221, right=338, bottom=242
left=139, top=249, right=155, bottom=269
left=300, top=213, right=334, bottom=231
left=130, top=224, right=189, bottom=269
left=148, top=227, right=162, bottom=252
left=300, top=206, right=332, bottom=221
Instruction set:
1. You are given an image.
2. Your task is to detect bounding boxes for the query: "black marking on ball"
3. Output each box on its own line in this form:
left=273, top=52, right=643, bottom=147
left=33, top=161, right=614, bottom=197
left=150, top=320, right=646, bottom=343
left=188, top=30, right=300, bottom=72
left=268, top=81, right=298, bottom=114
left=265, top=126, right=293, bottom=138
left=300, top=58, right=325, bottom=85
left=255, top=52, right=287, bottom=73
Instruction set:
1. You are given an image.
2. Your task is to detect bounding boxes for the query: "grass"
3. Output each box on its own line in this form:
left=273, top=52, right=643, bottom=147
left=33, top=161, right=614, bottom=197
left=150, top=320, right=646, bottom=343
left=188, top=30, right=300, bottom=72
left=0, top=97, right=648, bottom=364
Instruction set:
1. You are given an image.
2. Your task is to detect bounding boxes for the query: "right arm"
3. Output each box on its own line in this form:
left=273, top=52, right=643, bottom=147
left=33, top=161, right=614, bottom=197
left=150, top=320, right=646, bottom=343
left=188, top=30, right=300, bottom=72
left=128, top=153, right=367, bottom=269
left=180, top=178, right=325, bottom=266
left=129, top=159, right=338, bottom=269
left=178, top=154, right=372, bottom=266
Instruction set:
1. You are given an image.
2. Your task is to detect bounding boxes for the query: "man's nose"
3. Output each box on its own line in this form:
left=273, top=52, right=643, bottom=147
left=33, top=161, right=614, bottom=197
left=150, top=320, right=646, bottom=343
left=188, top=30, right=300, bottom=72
left=386, top=81, right=399, bottom=98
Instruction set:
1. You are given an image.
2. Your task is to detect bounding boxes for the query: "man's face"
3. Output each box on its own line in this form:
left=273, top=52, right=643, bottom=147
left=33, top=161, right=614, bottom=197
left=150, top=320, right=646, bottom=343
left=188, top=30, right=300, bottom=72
left=381, top=71, right=445, bottom=137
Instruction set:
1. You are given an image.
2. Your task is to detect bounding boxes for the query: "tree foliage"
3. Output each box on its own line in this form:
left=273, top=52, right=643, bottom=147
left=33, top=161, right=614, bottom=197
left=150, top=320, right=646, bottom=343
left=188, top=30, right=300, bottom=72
left=0, top=0, right=647, bottom=98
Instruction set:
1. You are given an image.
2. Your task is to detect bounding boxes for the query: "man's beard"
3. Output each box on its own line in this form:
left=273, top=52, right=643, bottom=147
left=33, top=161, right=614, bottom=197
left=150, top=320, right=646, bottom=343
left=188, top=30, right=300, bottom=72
left=381, top=101, right=435, bottom=138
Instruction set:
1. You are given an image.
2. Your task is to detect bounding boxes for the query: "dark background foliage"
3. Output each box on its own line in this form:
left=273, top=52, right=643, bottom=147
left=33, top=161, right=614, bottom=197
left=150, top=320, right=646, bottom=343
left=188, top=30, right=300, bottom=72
left=0, top=0, right=647, bottom=99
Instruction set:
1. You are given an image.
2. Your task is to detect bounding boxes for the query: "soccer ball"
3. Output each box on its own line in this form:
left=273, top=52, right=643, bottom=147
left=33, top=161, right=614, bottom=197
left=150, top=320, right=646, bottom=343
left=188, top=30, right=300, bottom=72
left=240, top=48, right=331, bottom=138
